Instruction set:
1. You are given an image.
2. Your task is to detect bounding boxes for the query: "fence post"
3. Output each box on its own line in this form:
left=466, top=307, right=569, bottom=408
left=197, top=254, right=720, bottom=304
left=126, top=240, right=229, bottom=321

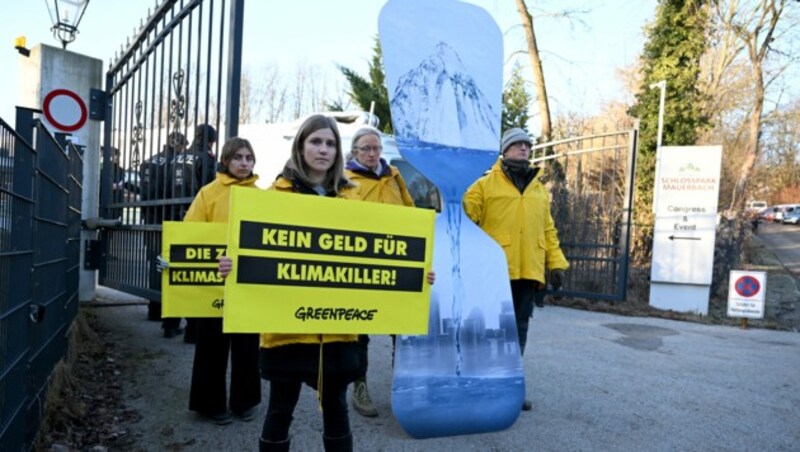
left=224, top=0, right=245, bottom=140
left=617, top=121, right=639, bottom=301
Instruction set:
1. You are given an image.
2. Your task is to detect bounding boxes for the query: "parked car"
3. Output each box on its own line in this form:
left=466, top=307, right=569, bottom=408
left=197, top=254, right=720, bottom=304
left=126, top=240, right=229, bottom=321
left=775, top=204, right=800, bottom=222
left=781, top=209, right=800, bottom=225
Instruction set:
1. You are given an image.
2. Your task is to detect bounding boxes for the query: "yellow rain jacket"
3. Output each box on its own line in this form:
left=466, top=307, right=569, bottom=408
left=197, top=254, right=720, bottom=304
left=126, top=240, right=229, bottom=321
left=259, top=175, right=361, bottom=350
left=183, top=172, right=259, bottom=222
left=346, top=165, right=415, bottom=207
left=463, top=159, right=569, bottom=283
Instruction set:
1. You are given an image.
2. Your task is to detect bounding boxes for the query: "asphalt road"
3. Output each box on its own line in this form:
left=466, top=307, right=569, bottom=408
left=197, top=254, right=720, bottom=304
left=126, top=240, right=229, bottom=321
left=757, top=222, right=800, bottom=278
left=91, top=286, right=800, bottom=452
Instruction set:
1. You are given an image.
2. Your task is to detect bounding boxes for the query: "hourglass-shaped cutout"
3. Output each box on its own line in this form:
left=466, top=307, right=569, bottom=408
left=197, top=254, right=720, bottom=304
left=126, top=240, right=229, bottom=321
left=380, top=0, right=525, bottom=439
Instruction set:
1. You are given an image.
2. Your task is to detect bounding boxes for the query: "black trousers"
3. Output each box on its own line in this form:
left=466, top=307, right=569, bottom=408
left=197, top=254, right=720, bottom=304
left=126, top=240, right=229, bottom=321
left=261, top=378, right=350, bottom=441
left=189, top=318, right=261, bottom=414
left=510, top=279, right=540, bottom=356
left=356, top=335, right=369, bottom=378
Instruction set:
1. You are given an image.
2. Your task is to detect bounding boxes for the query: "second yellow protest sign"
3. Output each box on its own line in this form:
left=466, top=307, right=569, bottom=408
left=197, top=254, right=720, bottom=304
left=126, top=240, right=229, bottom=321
left=224, top=187, right=435, bottom=334
left=161, top=221, right=227, bottom=317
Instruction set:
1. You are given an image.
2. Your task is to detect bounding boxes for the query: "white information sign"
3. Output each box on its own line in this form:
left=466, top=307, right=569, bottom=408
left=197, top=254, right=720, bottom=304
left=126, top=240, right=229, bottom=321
left=650, top=146, right=722, bottom=285
left=727, top=270, right=766, bottom=319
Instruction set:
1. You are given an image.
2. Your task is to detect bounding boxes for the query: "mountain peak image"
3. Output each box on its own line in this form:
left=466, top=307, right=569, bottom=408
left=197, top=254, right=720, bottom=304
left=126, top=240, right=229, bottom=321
left=390, top=41, right=500, bottom=150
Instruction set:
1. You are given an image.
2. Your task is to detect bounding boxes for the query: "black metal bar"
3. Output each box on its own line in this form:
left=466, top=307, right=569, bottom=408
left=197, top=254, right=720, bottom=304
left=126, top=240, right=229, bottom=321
left=616, top=123, right=639, bottom=301
left=109, top=0, right=203, bottom=96
left=224, top=0, right=244, bottom=139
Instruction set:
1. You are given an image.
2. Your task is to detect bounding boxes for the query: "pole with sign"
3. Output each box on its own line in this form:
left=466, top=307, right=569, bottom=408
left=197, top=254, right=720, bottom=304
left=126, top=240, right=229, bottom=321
left=727, top=270, right=766, bottom=329
left=649, top=145, right=722, bottom=314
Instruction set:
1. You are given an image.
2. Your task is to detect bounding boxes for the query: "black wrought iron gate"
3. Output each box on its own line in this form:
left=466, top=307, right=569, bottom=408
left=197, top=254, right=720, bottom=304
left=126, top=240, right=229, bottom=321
left=96, top=0, right=636, bottom=305
left=533, top=127, right=639, bottom=301
left=98, top=0, right=244, bottom=300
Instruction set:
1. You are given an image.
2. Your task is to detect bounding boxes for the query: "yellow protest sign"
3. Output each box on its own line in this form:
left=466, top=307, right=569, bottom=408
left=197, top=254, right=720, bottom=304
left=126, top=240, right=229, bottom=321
left=161, top=221, right=227, bottom=317
left=224, top=186, right=435, bottom=334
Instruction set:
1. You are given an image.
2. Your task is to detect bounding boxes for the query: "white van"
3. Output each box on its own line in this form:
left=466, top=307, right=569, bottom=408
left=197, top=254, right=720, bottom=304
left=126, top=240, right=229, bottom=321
left=746, top=200, right=767, bottom=213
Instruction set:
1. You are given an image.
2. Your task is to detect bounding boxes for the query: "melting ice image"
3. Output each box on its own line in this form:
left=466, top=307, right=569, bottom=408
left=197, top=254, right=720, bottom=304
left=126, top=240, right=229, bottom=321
left=391, top=41, right=500, bottom=151
left=380, top=0, right=524, bottom=439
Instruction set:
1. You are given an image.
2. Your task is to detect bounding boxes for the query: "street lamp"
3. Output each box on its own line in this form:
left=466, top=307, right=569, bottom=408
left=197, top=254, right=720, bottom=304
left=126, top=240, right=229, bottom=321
left=649, top=79, right=666, bottom=213
left=45, top=0, right=90, bottom=49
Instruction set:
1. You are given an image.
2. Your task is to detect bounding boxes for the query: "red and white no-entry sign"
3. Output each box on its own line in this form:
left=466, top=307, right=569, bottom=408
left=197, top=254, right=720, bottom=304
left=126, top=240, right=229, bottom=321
left=42, top=89, right=88, bottom=132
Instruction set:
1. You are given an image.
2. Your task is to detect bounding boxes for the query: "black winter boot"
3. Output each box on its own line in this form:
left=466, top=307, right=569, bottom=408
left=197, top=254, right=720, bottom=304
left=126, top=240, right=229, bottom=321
left=259, top=437, right=290, bottom=452
left=323, top=432, right=352, bottom=452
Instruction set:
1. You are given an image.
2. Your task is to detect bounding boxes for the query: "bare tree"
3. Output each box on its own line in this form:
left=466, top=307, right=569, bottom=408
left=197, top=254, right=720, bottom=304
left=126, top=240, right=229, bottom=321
left=713, top=0, right=795, bottom=211
left=515, top=0, right=552, bottom=142
left=239, top=69, right=254, bottom=124
left=260, top=64, right=288, bottom=123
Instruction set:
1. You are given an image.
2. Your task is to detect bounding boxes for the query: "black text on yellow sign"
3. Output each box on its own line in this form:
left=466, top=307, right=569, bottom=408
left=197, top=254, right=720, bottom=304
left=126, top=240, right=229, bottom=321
left=162, top=221, right=228, bottom=318
left=223, top=188, right=435, bottom=334
left=239, top=221, right=426, bottom=262
left=170, top=244, right=226, bottom=263
left=169, top=266, right=225, bottom=285
left=237, top=256, right=423, bottom=292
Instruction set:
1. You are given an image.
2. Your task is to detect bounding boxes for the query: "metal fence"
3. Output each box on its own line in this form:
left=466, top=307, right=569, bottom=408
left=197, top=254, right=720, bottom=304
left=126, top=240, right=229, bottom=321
left=98, top=0, right=244, bottom=300
left=532, top=127, right=638, bottom=301
left=0, top=109, right=83, bottom=451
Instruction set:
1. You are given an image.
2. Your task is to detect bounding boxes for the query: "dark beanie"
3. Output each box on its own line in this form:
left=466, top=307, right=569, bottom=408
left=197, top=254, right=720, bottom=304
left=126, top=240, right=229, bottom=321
left=195, top=124, right=217, bottom=143
left=500, top=128, right=532, bottom=155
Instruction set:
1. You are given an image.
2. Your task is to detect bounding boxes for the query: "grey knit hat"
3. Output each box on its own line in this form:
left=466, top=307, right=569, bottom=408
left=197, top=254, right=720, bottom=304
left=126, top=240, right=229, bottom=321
left=500, top=128, right=532, bottom=155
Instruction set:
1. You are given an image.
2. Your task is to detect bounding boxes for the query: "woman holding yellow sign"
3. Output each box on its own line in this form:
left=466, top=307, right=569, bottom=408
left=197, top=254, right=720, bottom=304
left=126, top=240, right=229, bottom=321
left=185, top=137, right=262, bottom=425
left=344, top=126, right=415, bottom=418
left=223, top=115, right=361, bottom=452
left=220, top=115, right=436, bottom=452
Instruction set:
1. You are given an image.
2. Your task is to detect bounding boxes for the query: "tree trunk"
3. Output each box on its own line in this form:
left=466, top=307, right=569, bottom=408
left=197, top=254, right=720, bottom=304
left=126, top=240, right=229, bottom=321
left=515, top=0, right=552, bottom=143
left=730, top=69, right=765, bottom=212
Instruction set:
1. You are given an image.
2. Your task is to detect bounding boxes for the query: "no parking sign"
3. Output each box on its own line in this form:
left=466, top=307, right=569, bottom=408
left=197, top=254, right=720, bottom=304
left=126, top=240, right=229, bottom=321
left=727, top=270, right=767, bottom=319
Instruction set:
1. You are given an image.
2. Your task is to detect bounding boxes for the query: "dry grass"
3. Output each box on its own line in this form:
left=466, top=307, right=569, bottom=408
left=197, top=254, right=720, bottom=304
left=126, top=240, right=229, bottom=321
left=35, top=311, right=139, bottom=450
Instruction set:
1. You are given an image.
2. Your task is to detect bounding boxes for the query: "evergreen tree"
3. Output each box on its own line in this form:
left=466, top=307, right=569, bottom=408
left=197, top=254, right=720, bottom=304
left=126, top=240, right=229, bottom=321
left=337, top=37, right=393, bottom=133
left=502, top=63, right=532, bottom=134
left=627, top=0, right=710, bottom=259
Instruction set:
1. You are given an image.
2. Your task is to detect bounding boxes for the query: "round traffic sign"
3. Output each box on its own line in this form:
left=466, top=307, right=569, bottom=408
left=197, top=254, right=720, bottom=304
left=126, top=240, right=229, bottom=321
left=734, top=275, right=760, bottom=298
left=42, top=89, right=88, bottom=132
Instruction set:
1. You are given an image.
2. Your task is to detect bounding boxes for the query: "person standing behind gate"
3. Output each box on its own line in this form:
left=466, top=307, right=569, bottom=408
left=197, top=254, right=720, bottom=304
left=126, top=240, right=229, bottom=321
left=185, top=137, right=262, bottom=425
left=172, top=124, right=218, bottom=219
left=344, top=126, right=414, bottom=418
left=462, top=127, right=569, bottom=412
left=168, top=124, right=218, bottom=341
left=140, top=132, right=187, bottom=324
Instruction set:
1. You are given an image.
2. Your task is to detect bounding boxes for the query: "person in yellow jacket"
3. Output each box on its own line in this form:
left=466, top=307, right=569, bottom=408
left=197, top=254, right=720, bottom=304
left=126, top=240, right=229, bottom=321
left=185, top=137, right=262, bottom=425
left=219, top=116, right=435, bottom=452
left=463, top=127, right=569, bottom=412
left=344, top=126, right=414, bottom=418
left=221, top=115, right=360, bottom=452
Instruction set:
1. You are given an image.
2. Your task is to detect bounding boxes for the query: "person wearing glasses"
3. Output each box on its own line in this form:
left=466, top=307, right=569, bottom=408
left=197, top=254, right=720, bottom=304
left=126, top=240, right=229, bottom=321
left=344, top=126, right=415, bottom=418
left=463, top=128, right=569, bottom=412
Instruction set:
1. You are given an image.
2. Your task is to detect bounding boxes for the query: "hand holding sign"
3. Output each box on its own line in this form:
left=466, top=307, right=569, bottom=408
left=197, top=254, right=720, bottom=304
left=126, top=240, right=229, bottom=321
left=223, top=188, right=435, bottom=335
left=219, top=256, right=232, bottom=277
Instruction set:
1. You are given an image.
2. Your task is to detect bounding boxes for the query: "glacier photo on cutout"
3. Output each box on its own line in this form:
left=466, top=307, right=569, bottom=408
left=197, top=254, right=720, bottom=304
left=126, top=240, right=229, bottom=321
left=380, top=0, right=524, bottom=439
